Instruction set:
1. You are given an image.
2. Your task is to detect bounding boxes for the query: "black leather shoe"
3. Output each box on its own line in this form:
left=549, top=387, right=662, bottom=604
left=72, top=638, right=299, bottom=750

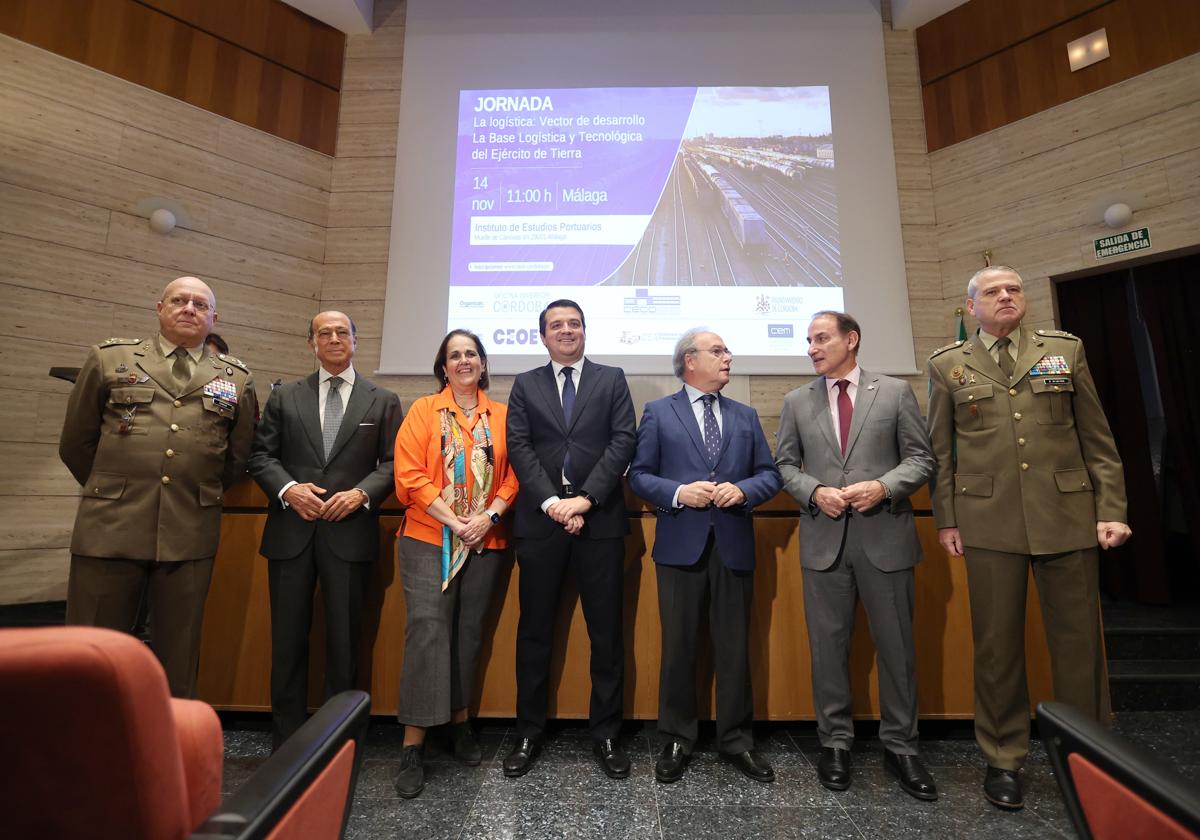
left=449, top=721, right=481, bottom=766
left=393, top=745, right=424, bottom=799
left=983, top=766, right=1024, bottom=810
left=723, top=749, right=775, bottom=783
left=503, top=737, right=542, bottom=777
left=655, top=741, right=689, bottom=783
left=884, top=750, right=938, bottom=801
left=593, top=738, right=631, bottom=779
left=817, top=747, right=852, bottom=791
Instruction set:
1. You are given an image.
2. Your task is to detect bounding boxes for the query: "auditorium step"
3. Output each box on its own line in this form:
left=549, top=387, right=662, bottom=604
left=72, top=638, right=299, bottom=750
left=1104, top=601, right=1200, bottom=712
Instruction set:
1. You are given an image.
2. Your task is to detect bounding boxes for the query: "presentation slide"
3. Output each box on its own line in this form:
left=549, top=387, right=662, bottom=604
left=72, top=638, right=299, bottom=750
left=380, top=0, right=916, bottom=376
left=448, top=86, right=843, bottom=357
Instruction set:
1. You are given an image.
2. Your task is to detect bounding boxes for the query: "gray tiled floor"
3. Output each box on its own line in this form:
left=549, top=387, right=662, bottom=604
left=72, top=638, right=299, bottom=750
left=220, top=713, right=1200, bottom=839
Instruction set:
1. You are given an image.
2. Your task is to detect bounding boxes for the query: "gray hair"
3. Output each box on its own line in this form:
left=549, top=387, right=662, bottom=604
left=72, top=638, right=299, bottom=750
left=672, top=327, right=711, bottom=379
left=966, top=265, right=1022, bottom=299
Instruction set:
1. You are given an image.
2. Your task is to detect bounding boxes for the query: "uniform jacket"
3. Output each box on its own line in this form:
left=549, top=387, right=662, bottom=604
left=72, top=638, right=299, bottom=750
left=505, top=358, right=637, bottom=540
left=627, top=388, right=781, bottom=571
left=248, top=371, right=402, bottom=563
left=775, top=370, right=935, bottom=571
left=59, top=335, right=257, bottom=562
left=926, top=328, right=1127, bottom=555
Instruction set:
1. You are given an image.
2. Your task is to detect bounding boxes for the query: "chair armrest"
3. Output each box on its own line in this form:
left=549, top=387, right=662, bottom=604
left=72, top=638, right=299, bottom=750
left=1038, top=700, right=1200, bottom=838
left=190, top=691, right=371, bottom=840
left=171, top=698, right=224, bottom=831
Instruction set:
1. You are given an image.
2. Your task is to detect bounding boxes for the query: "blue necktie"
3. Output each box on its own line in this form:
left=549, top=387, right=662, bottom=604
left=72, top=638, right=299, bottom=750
left=701, top=394, right=721, bottom=463
left=561, top=366, right=576, bottom=482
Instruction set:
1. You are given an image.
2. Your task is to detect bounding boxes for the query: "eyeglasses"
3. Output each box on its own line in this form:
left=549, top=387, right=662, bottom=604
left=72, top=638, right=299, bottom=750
left=316, top=328, right=353, bottom=340
left=165, top=295, right=212, bottom=313
left=694, top=346, right=733, bottom=359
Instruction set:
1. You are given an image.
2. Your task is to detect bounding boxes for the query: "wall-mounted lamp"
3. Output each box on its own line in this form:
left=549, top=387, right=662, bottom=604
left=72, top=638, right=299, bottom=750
left=135, top=197, right=190, bottom=235
left=1103, top=202, right=1133, bottom=229
left=1067, top=28, right=1110, bottom=72
left=149, top=208, right=176, bottom=234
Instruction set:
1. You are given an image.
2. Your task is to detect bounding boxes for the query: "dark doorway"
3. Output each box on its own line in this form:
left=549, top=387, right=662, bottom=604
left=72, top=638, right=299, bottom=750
left=1055, top=248, right=1200, bottom=606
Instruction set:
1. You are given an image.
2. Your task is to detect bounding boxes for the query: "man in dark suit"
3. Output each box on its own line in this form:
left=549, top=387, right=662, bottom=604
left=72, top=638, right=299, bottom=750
left=628, top=329, right=782, bottom=784
left=248, top=311, right=402, bottom=748
left=775, top=311, right=938, bottom=800
left=503, top=299, right=637, bottom=779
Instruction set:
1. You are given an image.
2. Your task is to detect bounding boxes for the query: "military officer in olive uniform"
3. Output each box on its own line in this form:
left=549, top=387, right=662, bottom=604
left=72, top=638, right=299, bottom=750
left=926, top=265, right=1130, bottom=811
left=59, top=275, right=257, bottom=697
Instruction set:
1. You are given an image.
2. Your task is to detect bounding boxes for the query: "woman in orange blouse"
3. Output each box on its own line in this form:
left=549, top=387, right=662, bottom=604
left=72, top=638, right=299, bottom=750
left=391, top=329, right=518, bottom=799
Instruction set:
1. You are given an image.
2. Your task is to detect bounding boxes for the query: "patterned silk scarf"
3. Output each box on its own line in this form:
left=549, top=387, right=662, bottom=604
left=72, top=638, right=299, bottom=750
left=439, top=405, right=495, bottom=591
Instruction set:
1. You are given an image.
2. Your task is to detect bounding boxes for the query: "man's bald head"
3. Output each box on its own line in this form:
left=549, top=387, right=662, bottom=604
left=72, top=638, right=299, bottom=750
left=157, top=276, right=217, bottom=347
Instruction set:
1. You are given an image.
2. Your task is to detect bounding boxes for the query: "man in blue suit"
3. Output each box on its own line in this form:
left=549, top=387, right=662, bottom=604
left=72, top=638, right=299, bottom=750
left=628, top=328, right=782, bottom=784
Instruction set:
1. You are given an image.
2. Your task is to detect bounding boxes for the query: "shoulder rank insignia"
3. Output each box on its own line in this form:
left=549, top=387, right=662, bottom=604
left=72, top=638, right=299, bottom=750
left=928, top=340, right=964, bottom=360
left=99, top=337, right=141, bottom=347
left=1035, top=329, right=1078, bottom=340
left=217, top=353, right=249, bottom=373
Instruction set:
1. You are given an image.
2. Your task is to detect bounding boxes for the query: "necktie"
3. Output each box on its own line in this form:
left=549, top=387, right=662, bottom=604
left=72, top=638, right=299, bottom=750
left=995, top=337, right=1015, bottom=379
left=323, top=376, right=344, bottom=459
left=701, top=394, right=721, bottom=462
left=561, top=367, right=576, bottom=482
left=171, top=347, right=191, bottom=392
left=835, top=379, right=852, bottom=456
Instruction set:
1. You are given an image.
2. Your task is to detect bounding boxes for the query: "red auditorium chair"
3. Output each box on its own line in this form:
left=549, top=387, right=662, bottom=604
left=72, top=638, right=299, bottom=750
left=0, top=626, right=369, bottom=840
left=1038, top=700, right=1200, bottom=840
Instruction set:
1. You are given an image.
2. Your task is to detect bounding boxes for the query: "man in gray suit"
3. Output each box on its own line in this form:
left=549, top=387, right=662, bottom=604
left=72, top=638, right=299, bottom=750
left=249, top=311, right=403, bottom=749
left=775, top=311, right=937, bottom=800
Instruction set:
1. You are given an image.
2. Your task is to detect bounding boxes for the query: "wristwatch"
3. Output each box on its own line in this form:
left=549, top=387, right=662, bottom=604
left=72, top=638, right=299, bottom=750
left=581, top=491, right=599, bottom=508
left=485, top=509, right=501, bottom=525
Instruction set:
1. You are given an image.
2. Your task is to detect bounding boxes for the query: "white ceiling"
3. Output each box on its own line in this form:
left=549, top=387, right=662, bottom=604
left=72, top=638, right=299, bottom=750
left=890, top=0, right=970, bottom=30
left=281, top=0, right=373, bottom=35
left=281, top=0, right=970, bottom=36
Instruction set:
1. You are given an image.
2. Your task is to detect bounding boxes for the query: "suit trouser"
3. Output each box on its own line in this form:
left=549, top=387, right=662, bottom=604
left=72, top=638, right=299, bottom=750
left=267, top=528, right=371, bottom=748
left=66, top=553, right=214, bottom=698
left=656, top=531, right=755, bottom=754
left=514, top=530, right=624, bottom=740
left=396, top=536, right=504, bottom=727
left=803, top=520, right=919, bottom=754
left=963, top=546, right=1109, bottom=770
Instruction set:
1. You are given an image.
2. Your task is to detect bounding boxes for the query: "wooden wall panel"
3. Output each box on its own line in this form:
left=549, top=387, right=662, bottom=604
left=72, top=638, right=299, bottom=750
left=0, top=0, right=342, bottom=154
left=916, top=0, right=1107, bottom=83
left=916, top=0, right=1200, bottom=152
left=140, top=0, right=345, bottom=90
left=197, top=498, right=1057, bottom=720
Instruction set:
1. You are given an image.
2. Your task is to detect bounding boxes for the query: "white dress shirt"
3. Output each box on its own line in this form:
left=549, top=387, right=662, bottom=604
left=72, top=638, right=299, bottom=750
left=540, top=358, right=585, bottom=511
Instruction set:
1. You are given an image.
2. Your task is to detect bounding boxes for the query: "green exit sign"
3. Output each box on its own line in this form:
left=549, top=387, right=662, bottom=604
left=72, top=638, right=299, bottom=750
left=1094, top=227, right=1151, bottom=260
